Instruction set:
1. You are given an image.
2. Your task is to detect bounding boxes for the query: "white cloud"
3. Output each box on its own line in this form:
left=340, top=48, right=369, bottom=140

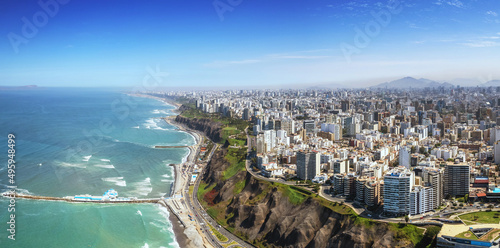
left=486, top=11, right=498, bottom=17
left=461, top=41, right=500, bottom=47
left=460, top=33, right=500, bottom=47
left=434, top=0, right=465, bottom=8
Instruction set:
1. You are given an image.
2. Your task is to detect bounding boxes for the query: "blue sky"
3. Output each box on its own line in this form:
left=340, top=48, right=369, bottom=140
left=1, top=0, right=499, bottom=88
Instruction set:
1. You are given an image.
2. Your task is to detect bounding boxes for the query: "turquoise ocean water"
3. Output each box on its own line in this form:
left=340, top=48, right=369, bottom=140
left=0, top=88, right=194, bottom=248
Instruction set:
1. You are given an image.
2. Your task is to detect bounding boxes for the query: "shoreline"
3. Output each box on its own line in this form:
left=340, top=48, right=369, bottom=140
left=131, top=93, right=207, bottom=247
left=128, top=93, right=182, bottom=113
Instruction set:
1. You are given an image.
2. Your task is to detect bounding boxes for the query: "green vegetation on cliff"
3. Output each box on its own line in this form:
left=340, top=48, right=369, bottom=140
left=223, top=147, right=247, bottom=180
left=178, top=103, right=249, bottom=144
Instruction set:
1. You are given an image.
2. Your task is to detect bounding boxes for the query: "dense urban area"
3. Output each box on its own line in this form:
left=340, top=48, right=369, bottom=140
left=150, top=85, right=500, bottom=247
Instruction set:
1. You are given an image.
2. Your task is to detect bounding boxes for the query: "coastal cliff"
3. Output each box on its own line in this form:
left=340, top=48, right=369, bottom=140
left=199, top=147, right=439, bottom=248
left=175, top=115, right=223, bottom=143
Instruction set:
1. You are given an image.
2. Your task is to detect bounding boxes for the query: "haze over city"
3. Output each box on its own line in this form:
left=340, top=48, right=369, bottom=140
left=1, top=0, right=500, bottom=88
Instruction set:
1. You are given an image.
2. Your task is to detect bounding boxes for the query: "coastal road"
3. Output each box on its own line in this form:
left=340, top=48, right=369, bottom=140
left=190, top=158, right=254, bottom=248
left=181, top=142, right=252, bottom=248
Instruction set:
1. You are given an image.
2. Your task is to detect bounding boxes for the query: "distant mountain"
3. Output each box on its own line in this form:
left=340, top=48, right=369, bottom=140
left=370, top=77, right=454, bottom=89
left=482, top=80, right=500, bottom=87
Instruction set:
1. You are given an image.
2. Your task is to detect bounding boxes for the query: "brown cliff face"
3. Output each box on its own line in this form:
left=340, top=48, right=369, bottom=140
left=200, top=148, right=424, bottom=248
left=175, top=115, right=222, bottom=143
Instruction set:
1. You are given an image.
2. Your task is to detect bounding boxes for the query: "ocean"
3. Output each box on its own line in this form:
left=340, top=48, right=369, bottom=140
left=0, top=88, right=194, bottom=247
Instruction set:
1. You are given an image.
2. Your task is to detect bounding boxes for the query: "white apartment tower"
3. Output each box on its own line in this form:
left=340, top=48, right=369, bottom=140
left=383, top=167, right=415, bottom=216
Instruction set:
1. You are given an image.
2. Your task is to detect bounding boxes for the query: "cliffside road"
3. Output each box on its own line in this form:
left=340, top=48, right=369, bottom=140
left=318, top=186, right=364, bottom=215
left=190, top=156, right=254, bottom=248
left=179, top=135, right=251, bottom=248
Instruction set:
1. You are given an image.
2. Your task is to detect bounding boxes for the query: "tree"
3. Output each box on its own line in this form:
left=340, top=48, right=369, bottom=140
left=313, top=184, right=320, bottom=193
left=464, top=194, right=469, bottom=203
left=404, top=215, right=409, bottom=224
left=419, top=147, right=426, bottom=154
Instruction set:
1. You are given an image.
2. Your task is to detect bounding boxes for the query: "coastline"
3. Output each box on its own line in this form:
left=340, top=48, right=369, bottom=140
left=164, top=104, right=207, bottom=248
left=128, top=93, right=182, bottom=113
left=130, top=93, right=206, bottom=247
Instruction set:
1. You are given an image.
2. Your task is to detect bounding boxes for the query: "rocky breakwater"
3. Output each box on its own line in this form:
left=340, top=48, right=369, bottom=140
left=198, top=147, right=438, bottom=248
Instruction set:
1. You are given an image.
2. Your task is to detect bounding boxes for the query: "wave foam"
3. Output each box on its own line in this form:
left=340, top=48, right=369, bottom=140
left=143, top=118, right=170, bottom=131
left=2, top=188, right=34, bottom=195
left=101, top=177, right=127, bottom=187
left=82, top=155, right=92, bottom=162
left=59, top=162, right=87, bottom=169
left=94, top=164, right=115, bottom=169
left=130, top=178, right=153, bottom=196
left=100, top=159, right=111, bottom=162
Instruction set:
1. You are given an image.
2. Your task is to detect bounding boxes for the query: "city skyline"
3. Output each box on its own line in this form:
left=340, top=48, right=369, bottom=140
left=1, top=0, right=500, bottom=88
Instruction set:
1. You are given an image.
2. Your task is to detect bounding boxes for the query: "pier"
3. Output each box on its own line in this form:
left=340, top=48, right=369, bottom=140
left=2, top=193, right=160, bottom=204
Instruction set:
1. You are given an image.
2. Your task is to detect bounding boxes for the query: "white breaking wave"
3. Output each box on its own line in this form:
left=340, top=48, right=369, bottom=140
left=3, top=188, right=34, bottom=196
left=130, top=177, right=153, bottom=196
left=151, top=109, right=169, bottom=115
left=132, top=126, right=140, bottom=129
left=137, top=210, right=142, bottom=216
left=82, top=155, right=92, bottom=162
left=143, top=118, right=169, bottom=131
left=94, top=164, right=115, bottom=169
left=100, top=159, right=111, bottom=162
left=141, top=243, right=149, bottom=248
left=143, top=118, right=156, bottom=129
left=101, top=177, right=127, bottom=187
left=58, top=162, right=87, bottom=169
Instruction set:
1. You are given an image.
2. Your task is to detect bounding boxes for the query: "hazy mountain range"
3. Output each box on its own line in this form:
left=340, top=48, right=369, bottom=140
left=369, top=77, right=454, bottom=89
left=367, top=77, right=500, bottom=89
